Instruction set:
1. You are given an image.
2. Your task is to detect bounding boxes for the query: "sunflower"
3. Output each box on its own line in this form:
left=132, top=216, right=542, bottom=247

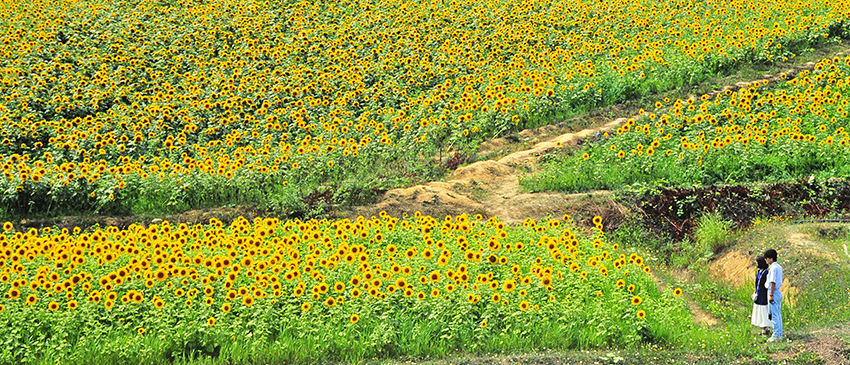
left=138, top=327, right=145, bottom=334
left=637, top=310, right=646, bottom=319
left=207, top=317, right=216, bottom=326
left=519, top=301, right=529, bottom=311
left=26, top=294, right=37, bottom=306
left=631, top=295, right=643, bottom=305
left=301, top=302, right=312, bottom=311
left=673, top=287, right=683, bottom=297
left=350, top=314, right=360, bottom=324
left=49, top=301, right=60, bottom=311
left=222, top=303, right=232, bottom=313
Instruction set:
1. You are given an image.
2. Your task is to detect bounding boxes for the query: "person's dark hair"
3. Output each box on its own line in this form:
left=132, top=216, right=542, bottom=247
left=756, top=256, right=768, bottom=270
left=764, top=249, right=778, bottom=261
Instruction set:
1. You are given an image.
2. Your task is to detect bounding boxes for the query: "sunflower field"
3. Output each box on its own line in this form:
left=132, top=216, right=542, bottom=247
left=1, top=0, right=850, bottom=216
left=0, top=213, right=688, bottom=364
left=523, top=54, right=850, bottom=193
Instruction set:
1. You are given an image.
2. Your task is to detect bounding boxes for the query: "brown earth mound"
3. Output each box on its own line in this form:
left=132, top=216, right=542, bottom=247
left=709, top=249, right=798, bottom=306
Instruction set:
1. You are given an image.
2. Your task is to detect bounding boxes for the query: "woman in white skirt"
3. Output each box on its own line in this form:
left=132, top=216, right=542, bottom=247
left=751, top=256, right=772, bottom=335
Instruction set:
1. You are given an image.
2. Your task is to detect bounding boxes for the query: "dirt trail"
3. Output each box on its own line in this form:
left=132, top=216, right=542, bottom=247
left=344, top=53, right=845, bottom=226
left=353, top=119, right=629, bottom=226
left=773, top=330, right=850, bottom=365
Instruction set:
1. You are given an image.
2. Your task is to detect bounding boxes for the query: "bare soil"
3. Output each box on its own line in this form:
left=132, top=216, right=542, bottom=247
left=16, top=206, right=262, bottom=231
left=773, top=330, right=850, bottom=365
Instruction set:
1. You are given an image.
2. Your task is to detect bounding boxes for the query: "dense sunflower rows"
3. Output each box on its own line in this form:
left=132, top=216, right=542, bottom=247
left=524, top=54, right=850, bottom=192
left=0, top=213, right=687, bottom=363
left=1, top=0, right=849, bottom=215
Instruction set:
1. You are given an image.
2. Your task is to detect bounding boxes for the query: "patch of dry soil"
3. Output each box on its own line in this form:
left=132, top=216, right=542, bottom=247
left=772, top=336, right=850, bottom=365
left=19, top=207, right=260, bottom=231
left=349, top=119, right=629, bottom=225
left=708, top=227, right=844, bottom=308
left=688, top=301, right=720, bottom=327
left=787, top=232, right=841, bottom=260
left=709, top=249, right=798, bottom=306
left=343, top=117, right=630, bottom=225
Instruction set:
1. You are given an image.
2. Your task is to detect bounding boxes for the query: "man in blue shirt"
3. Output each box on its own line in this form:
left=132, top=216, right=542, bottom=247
left=764, top=249, right=783, bottom=342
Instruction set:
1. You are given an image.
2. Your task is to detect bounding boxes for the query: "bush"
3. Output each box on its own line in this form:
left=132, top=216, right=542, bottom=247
left=672, top=212, right=733, bottom=267
left=694, top=211, right=734, bottom=254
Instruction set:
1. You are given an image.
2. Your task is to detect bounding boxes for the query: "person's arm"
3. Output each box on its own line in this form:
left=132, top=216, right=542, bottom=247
left=769, top=282, right=775, bottom=302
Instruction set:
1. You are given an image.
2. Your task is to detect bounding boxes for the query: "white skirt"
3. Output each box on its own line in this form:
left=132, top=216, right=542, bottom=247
left=751, top=304, right=772, bottom=327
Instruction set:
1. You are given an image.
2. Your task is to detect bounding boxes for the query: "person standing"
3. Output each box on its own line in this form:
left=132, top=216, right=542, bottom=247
left=764, top=249, right=783, bottom=342
left=751, top=256, right=771, bottom=335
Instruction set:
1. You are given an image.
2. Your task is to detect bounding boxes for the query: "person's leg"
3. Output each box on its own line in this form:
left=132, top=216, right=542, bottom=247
left=771, top=292, right=783, bottom=339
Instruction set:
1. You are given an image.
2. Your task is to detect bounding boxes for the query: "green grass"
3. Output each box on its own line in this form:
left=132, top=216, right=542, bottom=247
left=666, top=212, right=738, bottom=268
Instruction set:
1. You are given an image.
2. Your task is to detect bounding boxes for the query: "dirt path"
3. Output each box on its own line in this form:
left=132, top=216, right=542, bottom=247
left=773, top=328, right=850, bottom=365
left=343, top=48, right=850, bottom=226
left=351, top=120, right=630, bottom=226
